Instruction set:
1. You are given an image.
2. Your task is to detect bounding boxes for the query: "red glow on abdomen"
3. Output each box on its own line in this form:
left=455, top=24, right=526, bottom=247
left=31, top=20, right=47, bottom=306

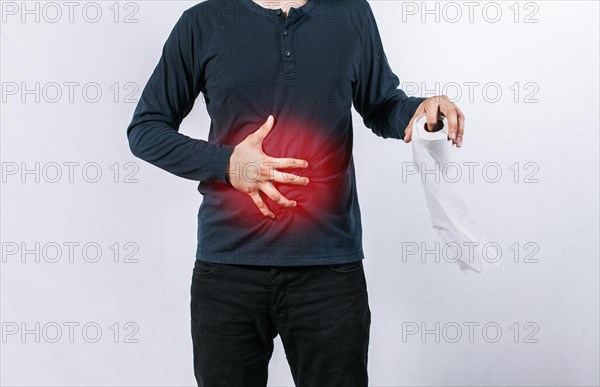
left=215, top=114, right=351, bottom=235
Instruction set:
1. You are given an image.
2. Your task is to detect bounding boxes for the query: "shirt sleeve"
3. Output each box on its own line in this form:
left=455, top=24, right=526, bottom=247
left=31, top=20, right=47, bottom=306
left=352, top=1, right=427, bottom=140
left=126, top=10, right=234, bottom=183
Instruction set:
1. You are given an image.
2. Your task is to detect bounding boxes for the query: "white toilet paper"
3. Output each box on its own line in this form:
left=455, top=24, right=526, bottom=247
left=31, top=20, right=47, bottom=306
left=411, top=114, right=504, bottom=274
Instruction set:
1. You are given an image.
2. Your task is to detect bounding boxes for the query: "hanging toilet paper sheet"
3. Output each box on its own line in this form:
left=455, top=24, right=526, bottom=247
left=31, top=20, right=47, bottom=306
left=411, top=114, right=504, bottom=274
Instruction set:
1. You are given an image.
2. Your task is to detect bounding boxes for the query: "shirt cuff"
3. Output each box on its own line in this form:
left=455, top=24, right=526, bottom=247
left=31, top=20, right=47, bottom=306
left=213, top=144, right=235, bottom=184
left=397, top=96, right=427, bottom=138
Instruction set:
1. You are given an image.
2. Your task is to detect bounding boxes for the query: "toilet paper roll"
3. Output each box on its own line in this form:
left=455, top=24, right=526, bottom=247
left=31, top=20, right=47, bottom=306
left=411, top=114, right=504, bottom=274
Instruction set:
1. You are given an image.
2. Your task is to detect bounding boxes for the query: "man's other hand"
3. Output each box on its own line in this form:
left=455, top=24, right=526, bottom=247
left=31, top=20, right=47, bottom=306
left=403, top=95, right=465, bottom=148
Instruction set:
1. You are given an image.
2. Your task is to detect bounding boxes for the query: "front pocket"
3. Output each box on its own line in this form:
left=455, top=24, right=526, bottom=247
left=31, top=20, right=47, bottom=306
left=327, top=260, right=363, bottom=273
left=193, top=260, right=221, bottom=276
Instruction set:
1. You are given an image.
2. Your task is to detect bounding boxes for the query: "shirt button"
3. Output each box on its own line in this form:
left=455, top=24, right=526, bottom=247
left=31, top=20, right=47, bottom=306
left=284, top=50, right=291, bottom=57
left=283, top=29, right=289, bottom=36
left=274, top=9, right=281, bottom=15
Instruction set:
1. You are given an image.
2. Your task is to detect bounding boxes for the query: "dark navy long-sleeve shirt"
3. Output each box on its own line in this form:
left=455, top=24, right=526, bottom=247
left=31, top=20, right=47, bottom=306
left=127, top=0, right=426, bottom=265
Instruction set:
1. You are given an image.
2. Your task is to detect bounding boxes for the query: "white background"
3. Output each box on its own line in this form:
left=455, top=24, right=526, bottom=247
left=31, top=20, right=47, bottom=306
left=1, top=1, right=599, bottom=386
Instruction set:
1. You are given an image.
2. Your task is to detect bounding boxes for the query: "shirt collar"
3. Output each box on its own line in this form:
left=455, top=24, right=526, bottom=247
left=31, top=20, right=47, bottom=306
left=241, top=0, right=318, bottom=18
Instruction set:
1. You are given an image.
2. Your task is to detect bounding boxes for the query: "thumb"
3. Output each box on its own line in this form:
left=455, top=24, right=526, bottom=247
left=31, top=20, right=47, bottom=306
left=404, top=103, right=425, bottom=143
left=255, top=115, right=275, bottom=143
left=404, top=116, right=417, bottom=143
left=403, top=124, right=413, bottom=143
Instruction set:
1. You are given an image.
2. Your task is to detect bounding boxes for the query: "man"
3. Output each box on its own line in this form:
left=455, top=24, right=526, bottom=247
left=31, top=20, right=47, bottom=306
left=126, top=0, right=464, bottom=386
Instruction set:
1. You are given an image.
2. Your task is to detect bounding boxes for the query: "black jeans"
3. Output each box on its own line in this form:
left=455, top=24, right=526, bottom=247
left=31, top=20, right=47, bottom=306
left=190, top=259, right=371, bottom=387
